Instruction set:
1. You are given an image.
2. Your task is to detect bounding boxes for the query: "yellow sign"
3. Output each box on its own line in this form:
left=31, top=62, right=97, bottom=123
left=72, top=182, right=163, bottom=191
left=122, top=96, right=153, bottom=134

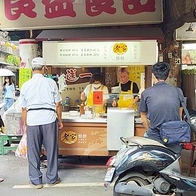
left=19, top=68, right=32, bottom=89
left=61, top=131, right=77, bottom=144
left=128, top=65, right=145, bottom=88
left=113, top=43, right=128, bottom=55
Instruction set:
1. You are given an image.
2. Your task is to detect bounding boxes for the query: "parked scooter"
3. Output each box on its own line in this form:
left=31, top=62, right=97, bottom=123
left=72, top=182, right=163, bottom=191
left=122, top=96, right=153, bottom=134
left=104, top=136, right=196, bottom=196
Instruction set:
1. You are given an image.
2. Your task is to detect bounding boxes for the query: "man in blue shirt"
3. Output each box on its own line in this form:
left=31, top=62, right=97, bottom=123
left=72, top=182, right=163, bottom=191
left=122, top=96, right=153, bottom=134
left=19, top=57, right=63, bottom=189
left=139, top=62, right=184, bottom=143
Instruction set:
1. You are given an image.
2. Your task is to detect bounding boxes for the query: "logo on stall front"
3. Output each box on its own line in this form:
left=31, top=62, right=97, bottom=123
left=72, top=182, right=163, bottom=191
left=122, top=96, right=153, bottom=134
left=61, top=131, right=77, bottom=144
left=113, top=43, right=128, bottom=55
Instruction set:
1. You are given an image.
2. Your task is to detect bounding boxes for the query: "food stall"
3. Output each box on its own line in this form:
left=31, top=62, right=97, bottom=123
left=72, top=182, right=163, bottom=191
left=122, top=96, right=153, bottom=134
left=4, top=30, right=160, bottom=156
left=0, top=35, right=159, bottom=156
left=39, top=38, right=158, bottom=156
left=0, top=0, right=164, bottom=156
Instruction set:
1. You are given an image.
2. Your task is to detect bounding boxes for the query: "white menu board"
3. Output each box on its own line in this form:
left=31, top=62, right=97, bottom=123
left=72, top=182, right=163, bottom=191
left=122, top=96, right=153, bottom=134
left=43, top=40, right=158, bottom=66
left=58, top=41, right=140, bottom=65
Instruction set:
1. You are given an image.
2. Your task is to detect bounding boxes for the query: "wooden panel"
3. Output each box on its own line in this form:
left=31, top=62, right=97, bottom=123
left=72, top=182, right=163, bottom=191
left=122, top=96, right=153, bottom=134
left=59, top=122, right=146, bottom=156
left=145, top=65, right=152, bottom=88
left=59, top=122, right=108, bottom=156
left=134, top=123, right=146, bottom=136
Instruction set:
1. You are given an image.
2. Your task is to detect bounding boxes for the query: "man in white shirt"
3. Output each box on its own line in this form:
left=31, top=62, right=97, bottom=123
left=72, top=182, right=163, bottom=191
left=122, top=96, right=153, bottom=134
left=19, top=57, right=63, bottom=189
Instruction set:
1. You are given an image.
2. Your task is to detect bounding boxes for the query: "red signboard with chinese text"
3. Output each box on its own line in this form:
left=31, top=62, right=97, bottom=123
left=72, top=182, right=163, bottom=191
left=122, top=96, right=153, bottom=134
left=93, top=91, right=103, bottom=105
left=0, top=0, right=163, bottom=30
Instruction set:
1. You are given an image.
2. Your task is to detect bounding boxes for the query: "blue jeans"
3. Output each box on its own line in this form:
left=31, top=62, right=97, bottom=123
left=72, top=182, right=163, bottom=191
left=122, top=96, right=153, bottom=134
left=144, top=129, right=162, bottom=143
left=4, top=98, right=14, bottom=111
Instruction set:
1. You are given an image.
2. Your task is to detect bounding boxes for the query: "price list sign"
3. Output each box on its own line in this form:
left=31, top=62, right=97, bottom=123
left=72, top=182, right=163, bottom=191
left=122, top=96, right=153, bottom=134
left=58, top=41, right=141, bottom=65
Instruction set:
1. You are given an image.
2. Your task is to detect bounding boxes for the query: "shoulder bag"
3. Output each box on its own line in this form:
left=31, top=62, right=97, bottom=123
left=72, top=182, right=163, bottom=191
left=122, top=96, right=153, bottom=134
left=160, top=88, right=191, bottom=144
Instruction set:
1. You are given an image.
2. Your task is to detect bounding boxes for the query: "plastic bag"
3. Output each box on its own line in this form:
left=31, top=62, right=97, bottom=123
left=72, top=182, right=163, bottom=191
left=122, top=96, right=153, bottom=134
left=15, top=133, right=27, bottom=159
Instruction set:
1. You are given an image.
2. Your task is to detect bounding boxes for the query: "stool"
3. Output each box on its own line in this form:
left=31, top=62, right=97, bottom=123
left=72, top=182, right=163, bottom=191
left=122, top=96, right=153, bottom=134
left=0, top=135, right=22, bottom=155
left=185, top=141, right=196, bottom=177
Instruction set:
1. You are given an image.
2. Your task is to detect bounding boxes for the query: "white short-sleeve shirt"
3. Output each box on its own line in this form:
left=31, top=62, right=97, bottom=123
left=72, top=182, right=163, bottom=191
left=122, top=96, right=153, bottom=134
left=19, top=74, right=62, bottom=126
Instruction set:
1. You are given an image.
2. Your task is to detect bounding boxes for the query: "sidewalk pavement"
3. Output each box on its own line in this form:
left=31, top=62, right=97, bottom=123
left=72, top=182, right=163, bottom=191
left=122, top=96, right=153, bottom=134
left=0, top=149, right=195, bottom=196
left=0, top=151, right=113, bottom=196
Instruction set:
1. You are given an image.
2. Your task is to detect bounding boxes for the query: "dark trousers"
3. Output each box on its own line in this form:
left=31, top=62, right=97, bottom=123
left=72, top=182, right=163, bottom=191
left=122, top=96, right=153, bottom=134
left=27, top=120, right=59, bottom=185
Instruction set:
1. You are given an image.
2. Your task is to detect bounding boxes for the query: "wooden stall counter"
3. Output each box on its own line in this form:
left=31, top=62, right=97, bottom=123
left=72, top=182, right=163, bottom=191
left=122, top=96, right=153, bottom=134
left=59, top=115, right=146, bottom=156
left=134, top=118, right=146, bottom=136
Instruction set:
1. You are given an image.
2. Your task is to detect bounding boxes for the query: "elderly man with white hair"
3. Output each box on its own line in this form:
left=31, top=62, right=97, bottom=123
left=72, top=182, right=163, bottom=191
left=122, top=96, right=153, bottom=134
left=19, top=57, right=63, bottom=189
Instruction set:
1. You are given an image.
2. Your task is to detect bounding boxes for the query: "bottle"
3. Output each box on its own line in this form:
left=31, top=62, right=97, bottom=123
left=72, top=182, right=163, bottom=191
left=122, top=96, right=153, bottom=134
left=112, top=98, right=117, bottom=107
left=103, top=103, right=107, bottom=113
left=80, top=102, right=85, bottom=116
left=65, top=97, right=70, bottom=105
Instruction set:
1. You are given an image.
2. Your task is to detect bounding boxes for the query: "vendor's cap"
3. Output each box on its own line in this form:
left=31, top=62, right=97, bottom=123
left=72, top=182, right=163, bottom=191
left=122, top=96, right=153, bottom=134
left=31, top=57, right=46, bottom=69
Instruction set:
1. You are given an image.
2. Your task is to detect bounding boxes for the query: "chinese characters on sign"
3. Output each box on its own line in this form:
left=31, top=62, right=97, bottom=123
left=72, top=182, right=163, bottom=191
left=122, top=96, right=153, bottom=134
left=61, top=131, right=87, bottom=144
left=78, top=133, right=87, bottom=144
left=57, top=68, right=91, bottom=93
left=60, top=68, right=92, bottom=83
left=93, top=91, right=103, bottom=105
left=128, top=65, right=145, bottom=88
left=56, top=68, right=91, bottom=106
left=19, top=68, right=32, bottom=89
left=64, top=86, right=85, bottom=93
left=4, top=0, right=156, bottom=20
left=58, top=41, right=141, bottom=65
left=65, top=69, right=79, bottom=83
left=61, top=130, right=77, bottom=144
left=0, top=0, right=163, bottom=29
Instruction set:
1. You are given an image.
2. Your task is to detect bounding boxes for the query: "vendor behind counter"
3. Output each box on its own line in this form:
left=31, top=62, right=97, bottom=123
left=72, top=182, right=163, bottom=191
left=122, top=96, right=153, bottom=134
left=112, top=68, right=140, bottom=110
left=80, top=73, right=109, bottom=113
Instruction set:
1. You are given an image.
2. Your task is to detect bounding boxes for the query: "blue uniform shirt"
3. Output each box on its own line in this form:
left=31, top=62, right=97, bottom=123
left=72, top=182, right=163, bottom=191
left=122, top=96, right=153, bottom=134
left=139, top=81, right=184, bottom=141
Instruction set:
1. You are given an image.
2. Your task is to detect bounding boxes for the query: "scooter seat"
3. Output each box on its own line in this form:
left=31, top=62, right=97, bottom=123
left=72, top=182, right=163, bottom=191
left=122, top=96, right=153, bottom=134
left=165, top=143, right=182, bottom=155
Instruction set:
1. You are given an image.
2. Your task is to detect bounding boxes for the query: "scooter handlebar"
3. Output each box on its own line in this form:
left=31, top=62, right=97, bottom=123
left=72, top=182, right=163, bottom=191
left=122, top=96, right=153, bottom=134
left=120, top=137, right=128, bottom=144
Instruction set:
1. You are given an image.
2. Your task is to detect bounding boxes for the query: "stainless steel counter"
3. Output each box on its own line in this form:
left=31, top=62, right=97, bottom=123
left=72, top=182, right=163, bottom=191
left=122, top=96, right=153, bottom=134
left=62, top=112, right=141, bottom=124
left=62, top=112, right=107, bottom=123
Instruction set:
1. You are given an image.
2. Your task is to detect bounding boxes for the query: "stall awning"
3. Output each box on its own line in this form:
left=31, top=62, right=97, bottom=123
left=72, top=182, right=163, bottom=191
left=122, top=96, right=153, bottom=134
left=35, top=26, right=164, bottom=42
